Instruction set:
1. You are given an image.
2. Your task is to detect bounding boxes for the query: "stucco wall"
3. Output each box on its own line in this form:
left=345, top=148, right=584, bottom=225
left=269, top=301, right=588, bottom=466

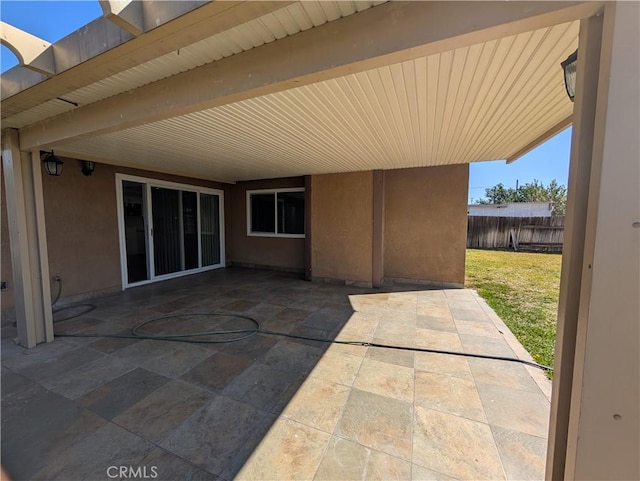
left=227, top=177, right=305, bottom=271
left=38, top=157, right=225, bottom=302
left=311, top=171, right=373, bottom=284
left=42, top=159, right=120, bottom=301
left=1, top=163, right=15, bottom=310
left=3, top=158, right=469, bottom=307
left=384, top=165, right=469, bottom=284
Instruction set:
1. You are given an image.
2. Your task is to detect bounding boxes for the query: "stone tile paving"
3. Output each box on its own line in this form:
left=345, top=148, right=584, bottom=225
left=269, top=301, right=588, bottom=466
left=1, top=267, right=551, bottom=480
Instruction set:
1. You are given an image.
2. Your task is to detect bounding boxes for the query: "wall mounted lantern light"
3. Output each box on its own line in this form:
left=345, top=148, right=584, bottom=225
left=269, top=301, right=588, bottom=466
left=41, top=151, right=64, bottom=176
left=81, top=160, right=96, bottom=176
left=561, top=49, right=578, bottom=102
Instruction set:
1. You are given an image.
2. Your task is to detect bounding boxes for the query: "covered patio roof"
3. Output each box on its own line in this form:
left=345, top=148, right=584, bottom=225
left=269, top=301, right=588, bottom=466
left=0, top=1, right=597, bottom=182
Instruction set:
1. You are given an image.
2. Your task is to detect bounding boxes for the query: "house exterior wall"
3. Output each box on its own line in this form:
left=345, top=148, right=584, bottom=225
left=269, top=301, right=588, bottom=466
left=309, top=166, right=468, bottom=287
left=311, top=171, right=374, bottom=285
left=227, top=177, right=305, bottom=272
left=3, top=159, right=469, bottom=307
left=27, top=157, right=225, bottom=303
left=1, top=163, right=15, bottom=310
left=384, top=165, right=468, bottom=285
left=42, top=158, right=121, bottom=302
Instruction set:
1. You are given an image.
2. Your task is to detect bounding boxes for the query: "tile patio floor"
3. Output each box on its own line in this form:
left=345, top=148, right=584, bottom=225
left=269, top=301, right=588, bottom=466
left=1, top=268, right=552, bottom=480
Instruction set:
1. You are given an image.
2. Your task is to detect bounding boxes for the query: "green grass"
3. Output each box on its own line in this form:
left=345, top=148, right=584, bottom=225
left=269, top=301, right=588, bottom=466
left=465, top=249, right=561, bottom=376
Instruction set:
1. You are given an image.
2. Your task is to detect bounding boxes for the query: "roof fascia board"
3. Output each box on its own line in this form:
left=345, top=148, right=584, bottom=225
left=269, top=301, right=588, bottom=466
left=1, top=1, right=293, bottom=115
left=0, top=68, right=48, bottom=98
left=19, top=1, right=602, bottom=151
left=506, top=115, right=573, bottom=163
left=52, top=16, right=135, bottom=73
left=140, top=1, right=208, bottom=33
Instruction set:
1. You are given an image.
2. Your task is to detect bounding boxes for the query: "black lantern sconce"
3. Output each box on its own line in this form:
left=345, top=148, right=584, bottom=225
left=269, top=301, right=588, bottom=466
left=561, top=49, right=578, bottom=102
left=41, top=151, right=64, bottom=176
left=81, top=160, right=96, bottom=176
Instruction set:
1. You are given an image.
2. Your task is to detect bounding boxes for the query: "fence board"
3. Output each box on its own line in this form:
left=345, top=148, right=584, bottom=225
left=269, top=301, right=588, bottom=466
left=467, top=216, right=564, bottom=252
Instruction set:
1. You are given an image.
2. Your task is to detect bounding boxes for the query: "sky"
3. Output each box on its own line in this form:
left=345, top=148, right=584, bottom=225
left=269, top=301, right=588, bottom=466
left=1, top=1, right=572, bottom=199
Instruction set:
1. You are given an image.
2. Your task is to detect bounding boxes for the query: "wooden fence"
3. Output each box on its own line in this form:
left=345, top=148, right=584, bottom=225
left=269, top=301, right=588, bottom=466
left=467, top=216, right=565, bottom=252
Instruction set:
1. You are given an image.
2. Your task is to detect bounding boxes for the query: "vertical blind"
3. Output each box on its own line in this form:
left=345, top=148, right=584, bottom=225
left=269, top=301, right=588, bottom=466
left=123, top=179, right=222, bottom=283
left=152, top=187, right=182, bottom=276
left=201, top=193, right=221, bottom=266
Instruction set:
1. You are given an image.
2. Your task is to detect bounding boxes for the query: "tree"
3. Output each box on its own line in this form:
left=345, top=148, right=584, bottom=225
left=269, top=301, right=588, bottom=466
left=476, top=179, right=567, bottom=215
left=477, top=183, right=511, bottom=205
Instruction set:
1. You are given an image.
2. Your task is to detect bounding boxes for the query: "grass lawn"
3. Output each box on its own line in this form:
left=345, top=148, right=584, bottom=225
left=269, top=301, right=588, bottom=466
left=465, top=248, right=562, bottom=375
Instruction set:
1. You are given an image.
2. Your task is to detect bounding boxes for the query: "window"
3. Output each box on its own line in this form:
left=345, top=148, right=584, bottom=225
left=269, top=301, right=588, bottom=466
left=247, top=188, right=305, bottom=237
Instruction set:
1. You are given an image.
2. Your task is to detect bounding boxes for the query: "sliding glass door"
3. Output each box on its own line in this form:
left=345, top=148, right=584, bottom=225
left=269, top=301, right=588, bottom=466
left=122, top=181, right=150, bottom=284
left=152, top=187, right=182, bottom=276
left=117, top=175, right=224, bottom=288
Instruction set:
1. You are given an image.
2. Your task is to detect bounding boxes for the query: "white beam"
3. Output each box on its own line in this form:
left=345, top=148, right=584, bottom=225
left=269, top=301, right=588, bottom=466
left=506, top=115, right=573, bottom=164
left=99, top=1, right=211, bottom=37
left=0, top=22, right=55, bottom=76
left=19, top=1, right=603, bottom=151
left=100, top=0, right=144, bottom=36
left=1, top=2, right=292, bottom=113
left=1, top=129, right=54, bottom=347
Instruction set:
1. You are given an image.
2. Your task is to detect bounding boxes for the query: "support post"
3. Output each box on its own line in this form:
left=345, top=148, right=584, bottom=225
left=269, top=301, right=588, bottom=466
left=304, top=175, right=312, bottom=281
left=546, top=13, right=604, bottom=479
left=372, top=170, right=385, bottom=288
left=548, top=3, right=640, bottom=479
left=1, top=129, right=53, bottom=347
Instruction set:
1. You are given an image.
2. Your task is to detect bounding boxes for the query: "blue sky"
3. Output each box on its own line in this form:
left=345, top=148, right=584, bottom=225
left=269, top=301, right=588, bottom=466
left=1, top=1, right=571, bottom=198
left=467, top=128, right=571, bottom=204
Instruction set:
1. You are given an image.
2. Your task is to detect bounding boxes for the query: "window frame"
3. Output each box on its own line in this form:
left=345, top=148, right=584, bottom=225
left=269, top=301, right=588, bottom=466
left=246, top=187, right=305, bottom=238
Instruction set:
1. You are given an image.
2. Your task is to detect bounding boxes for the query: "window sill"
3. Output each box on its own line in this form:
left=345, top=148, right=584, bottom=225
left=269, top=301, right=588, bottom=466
left=247, top=232, right=305, bottom=239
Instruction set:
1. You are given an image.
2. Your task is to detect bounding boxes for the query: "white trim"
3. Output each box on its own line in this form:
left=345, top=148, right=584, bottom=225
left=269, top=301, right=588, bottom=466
left=115, top=173, right=225, bottom=290
left=146, top=182, right=155, bottom=279
left=117, top=173, right=222, bottom=196
left=143, top=184, right=152, bottom=279
left=218, top=193, right=227, bottom=268
left=246, top=187, right=305, bottom=238
left=196, top=192, right=202, bottom=269
left=178, top=192, right=185, bottom=271
left=115, top=176, right=128, bottom=290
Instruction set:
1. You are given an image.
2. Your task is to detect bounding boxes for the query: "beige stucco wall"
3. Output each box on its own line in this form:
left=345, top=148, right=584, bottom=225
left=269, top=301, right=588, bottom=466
left=227, top=177, right=305, bottom=271
left=311, top=171, right=373, bottom=284
left=1, top=163, right=15, bottom=310
left=42, top=159, right=120, bottom=302
left=3, top=159, right=468, bottom=307
left=384, top=165, right=469, bottom=284
left=37, top=157, right=226, bottom=303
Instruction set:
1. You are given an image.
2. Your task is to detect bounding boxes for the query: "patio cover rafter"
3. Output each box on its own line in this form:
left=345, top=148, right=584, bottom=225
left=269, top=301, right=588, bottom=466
left=99, top=0, right=146, bottom=36
left=1, top=1, right=293, bottom=113
left=0, top=22, right=55, bottom=76
left=18, top=1, right=603, bottom=152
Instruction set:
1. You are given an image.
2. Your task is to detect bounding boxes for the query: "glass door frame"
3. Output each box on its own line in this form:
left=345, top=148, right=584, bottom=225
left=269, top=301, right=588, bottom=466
left=116, top=173, right=225, bottom=289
